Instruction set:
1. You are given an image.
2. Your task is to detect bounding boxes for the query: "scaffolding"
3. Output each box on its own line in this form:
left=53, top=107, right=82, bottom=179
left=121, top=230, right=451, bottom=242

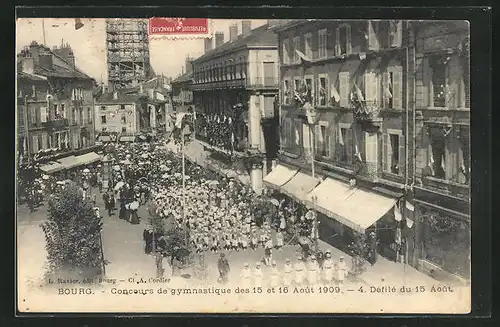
left=106, top=19, right=151, bottom=90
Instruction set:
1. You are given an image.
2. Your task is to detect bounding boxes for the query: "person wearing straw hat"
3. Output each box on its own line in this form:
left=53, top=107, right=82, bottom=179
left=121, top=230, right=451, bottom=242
left=269, top=260, right=280, bottom=287
left=307, top=255, right=319, bottom=286
left=253, top=262, right=263, bottom=287
left=283, top=258, right=293, bottom=286
left=294, top=256, right=306, bottom=285
left=337, top=256, right=348, bottom=284
left=322, top=250, right=335, bottom=284
left=241, top=263, right=252, bottom=287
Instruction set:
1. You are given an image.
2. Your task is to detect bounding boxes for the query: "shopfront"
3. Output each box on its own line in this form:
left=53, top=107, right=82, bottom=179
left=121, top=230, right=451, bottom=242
left=416, top=202, right=470, bottom=281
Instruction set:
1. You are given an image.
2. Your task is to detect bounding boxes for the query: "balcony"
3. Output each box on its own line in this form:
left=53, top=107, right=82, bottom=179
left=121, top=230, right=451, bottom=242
left=246, top=77, right=279, bottom=90
left=191, top=77, right=278, bottom=91
left=352, top=100, right=382, bottom=125
left=42, top=118, right=69, bottom=130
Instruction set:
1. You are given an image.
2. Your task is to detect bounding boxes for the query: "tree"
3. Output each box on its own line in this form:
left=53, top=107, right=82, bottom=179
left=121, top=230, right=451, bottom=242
left=41, top=182, right=105, bottom=282
left=347, top=232, right=369, bottom=276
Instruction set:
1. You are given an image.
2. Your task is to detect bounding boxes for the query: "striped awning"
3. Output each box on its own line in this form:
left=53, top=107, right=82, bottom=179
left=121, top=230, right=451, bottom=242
left=57, top=155, right=80, bottom=170
left=39, top=161, right=65, bottom=174
left=75, top=152, right=101, bottom=166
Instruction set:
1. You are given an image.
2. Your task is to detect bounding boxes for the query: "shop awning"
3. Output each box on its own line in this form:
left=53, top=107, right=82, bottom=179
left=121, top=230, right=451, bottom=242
left=120, top=136, right=136, bottom=142
left=280, top=171, right=320, bottom=203
left=263, top=164, right=298, bottom=189
left=99, top=136, right=111, bottom=142
left=306, top=178, right=397, bottom=233
left=76, top=152, right=101, bottom=166
left=39, top=161, right=65, bottom=174
left=57, top=155, right=80, bottom=170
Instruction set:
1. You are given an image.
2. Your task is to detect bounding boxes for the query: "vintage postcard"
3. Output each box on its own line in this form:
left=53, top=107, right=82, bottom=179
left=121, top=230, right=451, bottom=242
left=16, top=16, right=471, bottom=314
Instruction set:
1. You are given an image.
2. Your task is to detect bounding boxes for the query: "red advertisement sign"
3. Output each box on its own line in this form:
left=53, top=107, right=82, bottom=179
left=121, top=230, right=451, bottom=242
left=149, top=18, right=209, bottom=35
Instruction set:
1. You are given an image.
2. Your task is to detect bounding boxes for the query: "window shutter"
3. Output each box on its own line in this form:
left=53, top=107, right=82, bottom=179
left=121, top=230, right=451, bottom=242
left=335, top=28, right=340, bottom=56
left=346, top=128, right=353, bottom=163
left=41, top=133, right=48, bottom=149
left=383, top=132, right=389, bottom=171
left=368, top=21, right=379, bottom=50
left=346, top=25, right=352, bottom=54
left=398, top=134, right=405, bottom=176
left=382, top=71, right=389, bottom=107
left=423, top=57, right=432, bottom=107
left=391, top=21, right=402, bottom=47
left=339, top=72, right=350, bottom=107
left=40, top=107, right=47, bottom=123
left=315, top=125, right=322, bottom=153
left=447, top=56, right=461, bottom=108
left=364, top=73, right=375, bottom=103
left=393, top=66, right=403, bottom=109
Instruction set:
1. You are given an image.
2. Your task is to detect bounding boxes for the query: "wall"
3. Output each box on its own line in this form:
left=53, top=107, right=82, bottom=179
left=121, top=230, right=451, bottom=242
left=247, top=48, right=279, bottom=85
left=94, top=103, right=138, bottom=134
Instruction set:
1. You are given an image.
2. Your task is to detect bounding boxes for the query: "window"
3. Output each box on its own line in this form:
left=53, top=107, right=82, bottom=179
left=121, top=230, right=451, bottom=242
left=457, top=127, right=470, bottom=184
left=384, top=66, right=403, bottom=109
left=80, top=108, right=85, bottom=125
left=41, top=133, right=48, bottom=149
left=304, top=33, right=313, bottom=59
left=336, top=25, right=351, bottom=55
left=282, top=39, right=290, bottom=65
left=336, top=126, right=353, bottom=163
left=318, top=29, right=327, bottom=59
left=61, top=104, right=66, bottom=118
left=72, top=108, right=78, bottom=125
left=339, top=72, right=350, bottom=107
left=364, top=131, right=379, bottom=177
left=384, top=131, right=404, bottom=175
left=87, top=107, right=92, bottom=123
left=389, top=20, right=402, bottom=48
left=120, top=104, right=126, bottom=110
left=428, top=126, right=447, bottom=180
left=304, top=77, right=314, bottom=103
left=283, top=80, right=291, bottom=105
left=315, top=122, right=331, bottom=158
left=430, top=55, right=448, bottom=107
left=294, top=78, right=301, bottom=93
left=30, top=106, right=36, bottom=124
left=292, top=36, right=300, bottom=63
left=100, top=106, right=106, bottom=111
left=101, top=115, right=107, bottom=124
left=121, top=115, right=127, bottom=124
left=282, top=118, right=301, bottom=155
left=122, top=127, right=127, bottom=132
left=32, top=135, right=39, bottom=153
left=317, top=75, right=329, bottom=106
left=40, top=107, right=48, bottom=123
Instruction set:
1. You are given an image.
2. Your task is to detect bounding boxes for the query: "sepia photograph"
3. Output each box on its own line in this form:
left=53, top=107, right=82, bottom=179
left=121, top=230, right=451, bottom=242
left=16, top=16, right=471, bottom=313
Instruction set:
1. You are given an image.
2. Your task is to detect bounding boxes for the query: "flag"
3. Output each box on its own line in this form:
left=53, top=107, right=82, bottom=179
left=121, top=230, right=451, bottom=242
left=295, top=49, right=312, bottom=64
left=441, top=155, right=446, bottom=171
left=71, top=89, right=75, bottom=100
left=175, top=112, right=188, bottom=128
left=384, top=76, right=393, bottom=99
left=405, top=201, right=414, bottom=212
left=330, top=84, right=340, bottom=103
left=295, top=127, right=300, bottom=144
left=294, top=90, right=304, bottom=104
left=394, top=203, right=402, bottom=221
left=354, top=145, right=362, bottom=161
left=429, top=155, right=435, bottom=176
left=354, top=82, right=365, bottom=102
left=338, top=128, right=344, bottom=146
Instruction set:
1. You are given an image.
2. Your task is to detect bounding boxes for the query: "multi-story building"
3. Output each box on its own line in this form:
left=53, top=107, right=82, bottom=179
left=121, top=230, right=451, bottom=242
left=94, top=90, right=141, bottom=142
left=191, top=21, right=280, bottom=193
left=270, top=20, right=469, bottom=282
left=17, top=41, right=96, bottom=164
left=106, top=19, right=153, bottom=90
left=171, top=56, right=194, bottom=112
left=411, top=21, right=470, bottom=282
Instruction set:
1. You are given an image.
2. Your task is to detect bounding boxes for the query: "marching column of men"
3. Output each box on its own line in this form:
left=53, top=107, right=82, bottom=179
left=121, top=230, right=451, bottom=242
left=239, top=250, right=349, bottom=287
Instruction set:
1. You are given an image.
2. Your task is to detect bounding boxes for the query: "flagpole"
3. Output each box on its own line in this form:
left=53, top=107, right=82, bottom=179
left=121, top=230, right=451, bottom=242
left=42, top=19, right=47, bottom=45
left=181, top=91, right=187, bottom=246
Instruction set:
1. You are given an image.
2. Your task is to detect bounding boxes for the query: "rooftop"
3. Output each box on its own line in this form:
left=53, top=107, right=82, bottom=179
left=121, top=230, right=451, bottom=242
left=96, top=91, right=141, bottom=104
left=171, top=71, right=193, bottom=84
left=193, top=24, right=277, bottom=63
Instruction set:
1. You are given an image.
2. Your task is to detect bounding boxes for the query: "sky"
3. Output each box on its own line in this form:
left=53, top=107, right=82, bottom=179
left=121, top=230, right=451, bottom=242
left=16, top=18, right=268, bottom=84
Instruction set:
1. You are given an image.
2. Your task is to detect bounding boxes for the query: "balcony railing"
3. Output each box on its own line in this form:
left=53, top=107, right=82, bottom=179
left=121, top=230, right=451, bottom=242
left=42, top=118, right=69, bottom=130
left=191, top=77, right=279, bottom=91
left=352, top=100, right=382, bottom=123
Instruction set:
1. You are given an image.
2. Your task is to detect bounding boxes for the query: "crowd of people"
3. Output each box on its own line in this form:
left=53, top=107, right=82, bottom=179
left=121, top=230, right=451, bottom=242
left=21, top=137, right=353, bottom=287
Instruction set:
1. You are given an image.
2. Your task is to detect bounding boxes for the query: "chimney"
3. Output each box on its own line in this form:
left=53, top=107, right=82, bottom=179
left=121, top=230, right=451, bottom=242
left=29, top=41, right=40, bottom=64
left=229, top=23, right=238, bottom=42
left=242, top=20, right=252, bottom=36
left=185, top=57, right=193, bottom=75
left=215, top=32, right=224, bottom=48
left=204, top=37, right=213, bottom=53
left=113, top=91, right=118, bottom=100
left=22, top=56, right=34, bottom=75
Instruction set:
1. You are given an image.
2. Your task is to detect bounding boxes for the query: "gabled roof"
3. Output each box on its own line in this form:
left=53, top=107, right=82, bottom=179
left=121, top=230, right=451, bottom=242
left=96, top=91, right=140, bottom=104
left=193, top=24, right=277, bottom=63
left=17, top=72, right=48, bottom=82
left=34, top=64, right=92, bottom=80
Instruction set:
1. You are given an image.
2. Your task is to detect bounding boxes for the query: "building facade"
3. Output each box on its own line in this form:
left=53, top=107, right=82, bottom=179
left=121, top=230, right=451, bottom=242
left=271, top=20, right=469, bottom=282
left=106, top=19, right=152, bottom=90
left=191, top=22, right=280, bottom=193
left=17, top=41, right=96, bottom=164
left=94, top=91, right=140, bottom=141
